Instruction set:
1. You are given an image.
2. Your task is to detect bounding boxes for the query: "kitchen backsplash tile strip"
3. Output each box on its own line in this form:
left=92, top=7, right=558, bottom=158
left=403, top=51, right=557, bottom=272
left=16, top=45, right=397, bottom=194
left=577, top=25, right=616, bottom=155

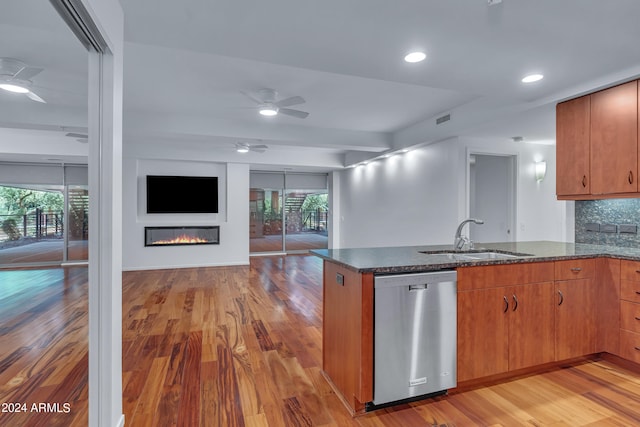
left=575, top=199, right=640, bottom=247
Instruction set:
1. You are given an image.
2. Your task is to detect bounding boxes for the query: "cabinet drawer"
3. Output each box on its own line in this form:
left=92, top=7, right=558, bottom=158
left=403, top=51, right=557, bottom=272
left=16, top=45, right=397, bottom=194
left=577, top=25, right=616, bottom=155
left=620, top=260, right=640, bottom=281
left=457, top=262, right=554, bottom=291
left=621, top=280, right=640, bottom=303
left=619, top=329, right=640, bottom=364
left=621, top=301, right=640, bottom=333
left=554, top=259, right=595, bottom=280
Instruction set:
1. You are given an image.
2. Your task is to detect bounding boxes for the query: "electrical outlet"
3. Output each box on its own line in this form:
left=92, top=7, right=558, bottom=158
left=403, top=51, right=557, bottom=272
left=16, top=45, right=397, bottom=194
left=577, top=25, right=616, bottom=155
left=585, top=223, right=600, bottom=232
left=619, top=224, right=638, bottom=234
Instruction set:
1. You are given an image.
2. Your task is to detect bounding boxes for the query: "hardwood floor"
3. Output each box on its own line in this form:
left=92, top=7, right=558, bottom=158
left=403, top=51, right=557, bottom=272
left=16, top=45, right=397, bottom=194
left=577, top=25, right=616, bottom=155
left=122, top=256, right=640, bottom=426
left=249, top=233, right=328, bottom=253
left=0, top=267, right=88, bottom=426
left=6, top=256, right=640, bottom=426
left=0, top=240, right=88, bottom=266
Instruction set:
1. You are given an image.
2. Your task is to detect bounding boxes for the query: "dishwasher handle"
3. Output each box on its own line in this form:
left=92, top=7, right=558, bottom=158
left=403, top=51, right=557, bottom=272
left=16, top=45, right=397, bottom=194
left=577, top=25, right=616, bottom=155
left=409, top=284, right=428, bottom=291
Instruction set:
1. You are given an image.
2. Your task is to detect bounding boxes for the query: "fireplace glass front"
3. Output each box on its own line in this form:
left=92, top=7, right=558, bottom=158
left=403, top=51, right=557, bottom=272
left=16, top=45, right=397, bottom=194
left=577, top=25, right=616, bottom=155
left=145, top=226, right=220, bottom=247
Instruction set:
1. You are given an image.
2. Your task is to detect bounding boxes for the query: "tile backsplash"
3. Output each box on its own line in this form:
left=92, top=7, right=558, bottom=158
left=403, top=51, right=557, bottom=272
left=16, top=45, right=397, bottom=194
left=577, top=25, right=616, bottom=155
left=575, top=199, right=640, bottom=247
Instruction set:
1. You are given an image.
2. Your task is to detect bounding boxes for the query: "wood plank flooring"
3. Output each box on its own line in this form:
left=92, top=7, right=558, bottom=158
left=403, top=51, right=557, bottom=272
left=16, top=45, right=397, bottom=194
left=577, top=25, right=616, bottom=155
left=249, top=233, right=328, bottom=253
left=0, top=267, right=88, bottom=426
left=122, top=255, right=640, bottom=426
left=6, top=256, right=640, bottom=426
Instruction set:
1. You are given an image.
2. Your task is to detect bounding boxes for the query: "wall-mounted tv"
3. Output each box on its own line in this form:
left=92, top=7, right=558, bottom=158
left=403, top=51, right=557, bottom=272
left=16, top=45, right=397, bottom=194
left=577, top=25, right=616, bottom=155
left=146, top=175, right=219, bottom=214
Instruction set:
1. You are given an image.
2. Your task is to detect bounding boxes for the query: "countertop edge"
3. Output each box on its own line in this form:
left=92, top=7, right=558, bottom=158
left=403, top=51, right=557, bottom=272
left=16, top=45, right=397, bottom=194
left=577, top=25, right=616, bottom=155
left=311, top=250, right=639, bottom=274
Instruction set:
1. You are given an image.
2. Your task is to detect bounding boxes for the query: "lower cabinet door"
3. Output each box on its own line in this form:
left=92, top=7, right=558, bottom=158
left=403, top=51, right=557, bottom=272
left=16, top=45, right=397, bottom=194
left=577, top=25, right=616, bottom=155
left=555, top=279, right=596, bottom=360
left=457, top=287, right=509, bottom=382
left=508, top=282, right=556, bottom=371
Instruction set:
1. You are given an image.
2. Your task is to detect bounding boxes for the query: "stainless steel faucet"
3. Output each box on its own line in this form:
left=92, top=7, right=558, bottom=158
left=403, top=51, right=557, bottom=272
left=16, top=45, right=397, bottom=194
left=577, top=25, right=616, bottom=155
left=454, top=218, right=484, bottom=250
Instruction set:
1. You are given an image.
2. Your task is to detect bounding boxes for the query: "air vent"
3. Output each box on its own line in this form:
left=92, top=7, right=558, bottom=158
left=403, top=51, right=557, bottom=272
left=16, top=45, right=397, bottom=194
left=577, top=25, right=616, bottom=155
left=436, top=114, right=451, bottom=125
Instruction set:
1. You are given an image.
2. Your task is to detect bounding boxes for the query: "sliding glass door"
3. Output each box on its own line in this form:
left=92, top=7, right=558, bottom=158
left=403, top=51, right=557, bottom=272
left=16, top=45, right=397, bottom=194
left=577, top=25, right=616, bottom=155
left=250, top=188, right=283, bottom=253
left=249, top=172, right=328, bottom=254
left=0, top=164, right=89, bottom=267
left=67, top=185, right=89, bottom=261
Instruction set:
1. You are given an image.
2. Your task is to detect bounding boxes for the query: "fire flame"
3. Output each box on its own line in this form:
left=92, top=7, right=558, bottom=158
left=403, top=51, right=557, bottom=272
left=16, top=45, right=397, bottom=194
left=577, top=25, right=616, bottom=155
left=152, top=234, right=209, bottom=245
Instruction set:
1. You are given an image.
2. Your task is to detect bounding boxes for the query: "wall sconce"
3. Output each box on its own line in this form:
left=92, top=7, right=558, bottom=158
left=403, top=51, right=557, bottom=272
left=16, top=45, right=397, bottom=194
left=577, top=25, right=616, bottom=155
left=535, top=160, right=547, bottom=182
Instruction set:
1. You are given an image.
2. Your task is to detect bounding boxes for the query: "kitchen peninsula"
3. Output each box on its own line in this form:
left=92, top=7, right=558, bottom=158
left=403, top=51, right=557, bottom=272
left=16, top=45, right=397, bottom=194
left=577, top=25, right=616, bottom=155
left=313, top=241, right=640, bottom=415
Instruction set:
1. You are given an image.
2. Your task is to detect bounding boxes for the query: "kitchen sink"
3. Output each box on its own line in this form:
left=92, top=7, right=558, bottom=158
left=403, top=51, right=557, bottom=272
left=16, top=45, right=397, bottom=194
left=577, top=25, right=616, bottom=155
left=419, top=249, right=533, bottom=261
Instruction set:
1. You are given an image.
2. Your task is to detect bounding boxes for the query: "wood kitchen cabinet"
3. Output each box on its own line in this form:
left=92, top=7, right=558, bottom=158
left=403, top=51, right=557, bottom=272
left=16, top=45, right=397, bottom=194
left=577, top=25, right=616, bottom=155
left=457, top=262, right=555, bottom=382
left=618, top=260, right=640, bottom=363
left=457, top=287, right=509, bottom=381
left=590, top=80, right=638, bottom=195
left=556, top=79, right=639, bottom=199
left=556, top=95, right=591, bottom=196
left=554, top=259, right=596, bottom=360
left=322, top=260, right=373, bottom=414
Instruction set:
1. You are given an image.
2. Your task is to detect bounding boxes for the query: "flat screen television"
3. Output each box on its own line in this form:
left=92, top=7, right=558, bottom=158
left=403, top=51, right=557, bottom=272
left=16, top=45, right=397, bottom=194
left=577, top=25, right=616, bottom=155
left=146, top=175, right=219, bottom=214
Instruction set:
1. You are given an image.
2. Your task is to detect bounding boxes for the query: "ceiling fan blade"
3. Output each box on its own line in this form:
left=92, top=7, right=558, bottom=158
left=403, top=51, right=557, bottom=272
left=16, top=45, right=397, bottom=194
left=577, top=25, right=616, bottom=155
left=275, top=96, right=305, bottom=108
left=66, top=132, right=88, bottom=139
left=15, top=66, right=43, bottom=80
left=250, top=144, right=268, bottom=152
left=279, top=108, right=309, bottom=119
left=240, top=90, right=264, bottom=105
left=26, top=90, right=46, bottom=103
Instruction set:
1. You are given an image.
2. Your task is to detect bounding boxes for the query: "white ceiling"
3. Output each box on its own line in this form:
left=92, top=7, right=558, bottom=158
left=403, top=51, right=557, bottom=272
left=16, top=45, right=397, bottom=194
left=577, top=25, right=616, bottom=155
left=3, top=0, right=640, bottom=168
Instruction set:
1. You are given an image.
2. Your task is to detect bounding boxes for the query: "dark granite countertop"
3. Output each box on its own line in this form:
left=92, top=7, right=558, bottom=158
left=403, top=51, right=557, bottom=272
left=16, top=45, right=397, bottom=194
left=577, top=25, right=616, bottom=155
left=311, top=241, right=640, bottom=274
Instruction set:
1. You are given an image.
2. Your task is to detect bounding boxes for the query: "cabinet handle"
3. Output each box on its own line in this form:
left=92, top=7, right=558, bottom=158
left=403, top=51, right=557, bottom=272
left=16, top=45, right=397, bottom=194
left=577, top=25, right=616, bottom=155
left=630, top=171, right=634, bottom=185
left=503, top=296, right=509, bottom=313
left=570, top=267, right=582, bottom=273
left=635, top=270, right=640, bottom=274
left=635, top=316, right=640, bottom=321
left=512, top=294, right=518, bottom=311
left=582, top=175, right=587, bottom=188
left=635, top=347, right=640, bottom=352
left=558, top=290, right=564, bottom=306
left=635, top=291, right=640, bottom=295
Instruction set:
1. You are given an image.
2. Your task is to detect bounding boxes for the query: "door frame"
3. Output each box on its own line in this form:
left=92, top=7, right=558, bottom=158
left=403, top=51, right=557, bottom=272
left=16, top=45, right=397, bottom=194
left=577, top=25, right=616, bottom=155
left=465, top=148, right=518, bottom=243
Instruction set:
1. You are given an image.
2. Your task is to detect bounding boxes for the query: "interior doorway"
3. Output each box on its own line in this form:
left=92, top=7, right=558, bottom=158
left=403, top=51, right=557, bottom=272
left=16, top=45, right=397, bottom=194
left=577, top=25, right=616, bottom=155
left=468, top=152, right=517, bottom=244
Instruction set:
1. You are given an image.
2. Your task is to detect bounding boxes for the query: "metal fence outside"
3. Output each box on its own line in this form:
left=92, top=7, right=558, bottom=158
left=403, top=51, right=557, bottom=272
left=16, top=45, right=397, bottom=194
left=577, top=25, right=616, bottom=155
left=0, top=209, right=64, bottom=243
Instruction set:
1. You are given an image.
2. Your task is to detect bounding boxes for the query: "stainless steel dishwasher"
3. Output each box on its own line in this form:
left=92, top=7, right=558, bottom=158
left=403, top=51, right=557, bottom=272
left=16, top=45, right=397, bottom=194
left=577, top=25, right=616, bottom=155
left=372, top=270, right=457, bottom=408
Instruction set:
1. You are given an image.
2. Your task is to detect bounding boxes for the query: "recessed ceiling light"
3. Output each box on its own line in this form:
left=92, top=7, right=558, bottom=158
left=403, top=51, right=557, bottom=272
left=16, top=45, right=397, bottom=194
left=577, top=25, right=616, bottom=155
left=521, top=74, right=544, bottom=83
left=0, top=82, right=30, bottom=93
left=236, top=143, right=249, bottom=153
left=404, top=51, right=426, bottom=63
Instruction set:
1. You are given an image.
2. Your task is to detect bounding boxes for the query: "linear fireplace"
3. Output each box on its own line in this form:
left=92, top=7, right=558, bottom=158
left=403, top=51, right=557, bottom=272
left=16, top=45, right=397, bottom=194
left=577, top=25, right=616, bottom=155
left=145, top=226, right=220, bottom=247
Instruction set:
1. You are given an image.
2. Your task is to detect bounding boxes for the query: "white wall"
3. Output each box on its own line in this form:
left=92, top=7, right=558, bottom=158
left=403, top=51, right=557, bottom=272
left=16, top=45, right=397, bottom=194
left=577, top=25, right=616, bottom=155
left=336, top=137, right=571, bottom=249
left=338, top=139, right=461, bottom=248
left=122, top=157, right=249, bottom=270
left=460, top=138, right=569, bottom=243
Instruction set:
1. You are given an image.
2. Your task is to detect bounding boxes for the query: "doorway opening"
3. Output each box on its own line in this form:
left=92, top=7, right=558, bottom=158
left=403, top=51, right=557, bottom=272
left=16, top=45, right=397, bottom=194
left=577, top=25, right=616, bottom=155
left=468, top=152, right=517, bottom=244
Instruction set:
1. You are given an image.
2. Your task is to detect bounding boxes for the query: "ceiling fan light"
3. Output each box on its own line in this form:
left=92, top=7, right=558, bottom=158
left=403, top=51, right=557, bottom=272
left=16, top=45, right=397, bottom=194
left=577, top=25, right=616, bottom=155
left=0, top=82, right=29, bottom=93
left=404, top=51, right=426, bottom=63
left=259, top=104, right=278, bottom=116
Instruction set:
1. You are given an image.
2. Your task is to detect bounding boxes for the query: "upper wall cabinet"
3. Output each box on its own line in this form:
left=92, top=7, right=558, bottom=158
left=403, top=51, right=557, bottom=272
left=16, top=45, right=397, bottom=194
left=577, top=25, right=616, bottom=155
left=556, top=96, right=591, bottom=196
left=557, top=80, right=639, bottom=200
left=590, top=81, right=638, bottom=195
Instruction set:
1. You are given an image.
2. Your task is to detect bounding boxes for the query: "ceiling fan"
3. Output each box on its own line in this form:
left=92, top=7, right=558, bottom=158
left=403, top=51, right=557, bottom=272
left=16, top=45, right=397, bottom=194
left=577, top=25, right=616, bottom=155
left=66, top=132, right=88, bottom=143
left=236, top=142, right=268, bottom=153
left=0, top=58, right=46, bottom=103
left=243, top=88, right=309, bottom=119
